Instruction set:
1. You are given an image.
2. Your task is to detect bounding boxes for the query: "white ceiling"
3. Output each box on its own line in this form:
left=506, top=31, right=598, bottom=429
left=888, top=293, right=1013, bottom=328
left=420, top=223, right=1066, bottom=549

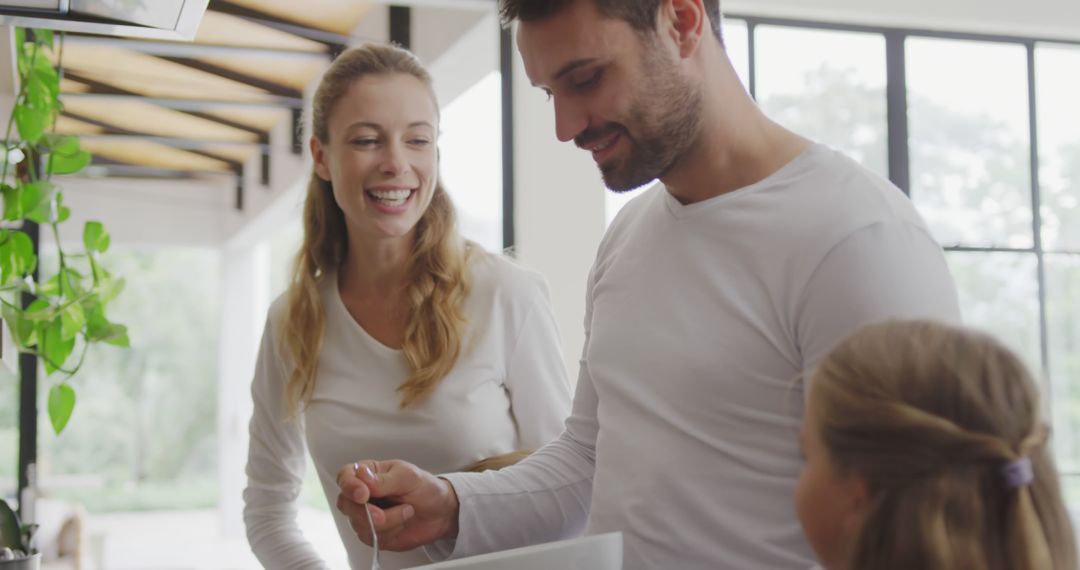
left=726, top=0, right=1080, bottom=41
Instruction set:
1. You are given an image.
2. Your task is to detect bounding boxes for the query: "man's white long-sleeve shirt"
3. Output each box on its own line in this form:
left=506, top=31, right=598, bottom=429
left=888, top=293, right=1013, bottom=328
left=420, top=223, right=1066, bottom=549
left=435, top=144, right=962, bottom=569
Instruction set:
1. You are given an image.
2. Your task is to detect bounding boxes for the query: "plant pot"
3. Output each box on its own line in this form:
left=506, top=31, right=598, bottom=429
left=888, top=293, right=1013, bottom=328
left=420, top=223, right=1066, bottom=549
left=0, top=553, right=41, bottom=570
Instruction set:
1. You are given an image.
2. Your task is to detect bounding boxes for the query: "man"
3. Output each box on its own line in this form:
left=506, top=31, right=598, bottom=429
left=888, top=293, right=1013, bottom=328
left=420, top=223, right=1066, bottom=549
left=335, top=1, right=961, bottom=568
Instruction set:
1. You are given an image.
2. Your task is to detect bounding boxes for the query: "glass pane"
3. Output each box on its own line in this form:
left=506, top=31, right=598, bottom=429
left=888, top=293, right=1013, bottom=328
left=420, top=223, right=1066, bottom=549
left=1047, top=254, right=1080, bottom=471
left=1037, top=44, right=1080, bottom=252
left=908, top=38, right=1033, bottom=248
left=1059, top=475, right=1080, bottom=529
left=755, top=26, right=888, bottom=178
left=36, top=247, right=220, bottom=539
left=723, top=18, right=750, bottom=93
left=946, top=251, right=1041, bottom=375
left=440, top=71, right=504, bottom=252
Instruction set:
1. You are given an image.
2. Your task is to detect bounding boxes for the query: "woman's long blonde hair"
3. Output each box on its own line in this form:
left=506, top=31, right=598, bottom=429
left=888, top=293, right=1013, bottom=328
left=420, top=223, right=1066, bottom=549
left=810, top=319, right=1076, bottom=570
left=280, top=43, right=477, bottom=417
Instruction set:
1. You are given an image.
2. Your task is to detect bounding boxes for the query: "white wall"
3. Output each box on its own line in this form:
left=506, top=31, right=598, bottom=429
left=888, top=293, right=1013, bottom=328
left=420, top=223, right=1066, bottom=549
left=509, top=31, right=607, bottom=378
left=726, top=0, right=1080, bottom=40
left=421, top=8, right=497, bottom=111
left=216, top=242, right=269, bottom=538
left=59, top=176, right=233, bottom=246
left=412, top=7, right=488, bottom=73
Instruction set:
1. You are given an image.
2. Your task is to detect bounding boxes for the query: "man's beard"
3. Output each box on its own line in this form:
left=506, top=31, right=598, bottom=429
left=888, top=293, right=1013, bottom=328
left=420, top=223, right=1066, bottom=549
left=579, top=51, right=704, bottom=192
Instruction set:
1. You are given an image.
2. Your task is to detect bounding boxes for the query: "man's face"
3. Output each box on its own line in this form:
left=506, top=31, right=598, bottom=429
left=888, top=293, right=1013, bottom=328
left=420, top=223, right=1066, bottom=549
left=517, top=0, right=703, bottom=192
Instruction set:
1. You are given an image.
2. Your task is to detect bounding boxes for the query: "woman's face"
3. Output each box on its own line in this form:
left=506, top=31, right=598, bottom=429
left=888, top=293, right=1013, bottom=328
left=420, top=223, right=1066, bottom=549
left=794, top=390, right=868, bottom=569
left=312, top=72, right=439, bottom=242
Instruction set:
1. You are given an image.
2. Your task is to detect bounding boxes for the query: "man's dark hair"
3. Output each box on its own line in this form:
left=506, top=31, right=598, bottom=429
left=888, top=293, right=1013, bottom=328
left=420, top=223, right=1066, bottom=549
left=499, top=0, right=723, bottom=45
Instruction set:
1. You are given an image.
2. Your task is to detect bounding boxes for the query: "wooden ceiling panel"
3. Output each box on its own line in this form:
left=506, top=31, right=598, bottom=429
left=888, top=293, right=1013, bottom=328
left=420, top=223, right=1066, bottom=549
left=200, top=107, right=289, bottom=131
left=81, top=139, right=234, bottom=172
left=61, top=98, right=260, bottom=143
left=194, top=11, right=327, bottom=52
left=41, top=0, right=382, bottom=190
left=203, top=145, right=258, bottom=163
left=198, top=55, right=325, bottom=91
left=54, top=116, right=105, bottom=136
left=225, top=0, right=373, bottom=36
left=60, top=78, right=90, bottom=93
left=60, top=44, right=282, bottom=103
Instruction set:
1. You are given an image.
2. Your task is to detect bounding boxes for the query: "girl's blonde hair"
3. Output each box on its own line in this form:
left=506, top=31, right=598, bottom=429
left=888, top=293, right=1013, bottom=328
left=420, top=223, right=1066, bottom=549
left=281, top=43, right=478, bottom=417
left=810, top=319, right=1076, bottom=570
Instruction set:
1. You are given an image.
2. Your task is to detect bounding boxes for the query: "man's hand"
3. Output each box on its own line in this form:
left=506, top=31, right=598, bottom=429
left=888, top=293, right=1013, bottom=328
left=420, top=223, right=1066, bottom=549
left=336, top=460, right=460, bottom=551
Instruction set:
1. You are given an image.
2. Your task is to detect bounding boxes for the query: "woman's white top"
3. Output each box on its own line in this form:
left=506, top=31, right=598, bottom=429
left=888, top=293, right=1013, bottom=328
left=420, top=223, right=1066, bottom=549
left=243, top=254, right=573, bottom=569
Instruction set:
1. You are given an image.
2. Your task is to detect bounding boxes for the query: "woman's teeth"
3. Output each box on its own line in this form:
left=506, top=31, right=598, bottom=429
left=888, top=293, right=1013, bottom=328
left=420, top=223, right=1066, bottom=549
left=368, top=189, right=412, bottom=206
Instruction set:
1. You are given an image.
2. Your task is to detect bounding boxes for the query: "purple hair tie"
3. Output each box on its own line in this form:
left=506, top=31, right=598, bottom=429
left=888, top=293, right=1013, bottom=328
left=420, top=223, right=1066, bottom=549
left=1003, top=456, right=1034, bottom=489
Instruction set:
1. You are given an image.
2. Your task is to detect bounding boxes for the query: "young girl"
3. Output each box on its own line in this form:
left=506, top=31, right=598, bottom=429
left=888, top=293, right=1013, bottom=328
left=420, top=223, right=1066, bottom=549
left=796, top=319, right=1077, bottom=570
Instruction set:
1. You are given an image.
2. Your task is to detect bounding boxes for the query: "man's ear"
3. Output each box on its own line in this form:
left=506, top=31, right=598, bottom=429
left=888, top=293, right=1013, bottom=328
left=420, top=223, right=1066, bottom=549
left=659, top=0, right=706, bottom=59
left=311, top=136, right=331, bottom=182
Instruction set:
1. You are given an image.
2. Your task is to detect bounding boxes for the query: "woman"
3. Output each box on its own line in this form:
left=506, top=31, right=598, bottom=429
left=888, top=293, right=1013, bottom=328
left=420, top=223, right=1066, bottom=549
left=243, top=43, right=572, bottom=569
left=795, top=319, right=1076, bottom=570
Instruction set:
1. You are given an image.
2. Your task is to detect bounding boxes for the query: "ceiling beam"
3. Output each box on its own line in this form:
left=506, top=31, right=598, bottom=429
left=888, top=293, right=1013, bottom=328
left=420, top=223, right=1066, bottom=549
left=73, top=133, right=270, bottom=153
left=60, top=91, right=302, bottom=112
left=62, top=70, right=302, bottom=112
left=156, top=56, right=303, bottom=99
left=63, top=111, right=245, bottom=173
left=80, top=157, right=233, bottom=180
left=64, top=33, right=331, bottom=61
left=62, top=71, right=281, bottom=137
left=86, top=157, right=246, bottom=210
left=208, top=1, right=348, bottom=55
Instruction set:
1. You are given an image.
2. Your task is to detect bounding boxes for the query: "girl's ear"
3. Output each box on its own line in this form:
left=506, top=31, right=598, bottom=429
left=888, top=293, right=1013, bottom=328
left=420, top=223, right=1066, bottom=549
left=311, top=136, right=331, bottom=182
left=843, top=471, right=871, bottom=530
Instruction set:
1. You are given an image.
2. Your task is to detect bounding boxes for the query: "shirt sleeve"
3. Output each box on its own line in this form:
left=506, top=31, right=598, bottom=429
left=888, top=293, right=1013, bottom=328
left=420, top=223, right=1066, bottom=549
left=243, top=313, right=330, bottom=570
left=425, top=267, right=601, bottom=561
left=504, top=279, right=573, bottom=449
left=796, top=219, right=963, bottom=377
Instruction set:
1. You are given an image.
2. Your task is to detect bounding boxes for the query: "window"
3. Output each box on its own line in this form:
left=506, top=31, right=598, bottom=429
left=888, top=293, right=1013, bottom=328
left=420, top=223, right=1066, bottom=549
left=907, top=38, right=1033, bottom=249
left=36, top=248, right=221, bottom=514
left=1038, top=44, right=1080, bottom=251
left=440, top=71, right=505, bottom=252
left=1037, top=44, right=1080, bottom=485
left=756, top=26, right=888, bottom=178
left=906, top=37, right=1042, bottom=378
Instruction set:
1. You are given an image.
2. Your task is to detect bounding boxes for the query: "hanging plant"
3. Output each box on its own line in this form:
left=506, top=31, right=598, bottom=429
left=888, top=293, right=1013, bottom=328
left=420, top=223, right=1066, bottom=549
left=2, top=28, right=130, bottom=435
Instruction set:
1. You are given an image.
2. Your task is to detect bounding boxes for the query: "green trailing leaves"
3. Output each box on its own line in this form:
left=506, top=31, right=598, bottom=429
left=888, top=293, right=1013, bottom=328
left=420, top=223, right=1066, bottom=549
left=47, top=135, right=91, bottom=176
left=47, top=383, right=75, bottom=434
left=0, top=28, right=130, bottom=435
left=85, top=303, right=129, bottom=347
left=59, top=302, right=85, bottom=341
left=14, top=99, right=46, bottom=144
left=41, top=318, right=74, bottom=375
left=2, top=303, right=37, bottom=348
left=99, top=276, right=124, bottom=304
left=83, top=221, right=110, bottom=253
left=3, top=181, right=52, bottom=221
left=0, top=500, right=20, bottom=550
left=0, top=230, right=36, bottom=285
